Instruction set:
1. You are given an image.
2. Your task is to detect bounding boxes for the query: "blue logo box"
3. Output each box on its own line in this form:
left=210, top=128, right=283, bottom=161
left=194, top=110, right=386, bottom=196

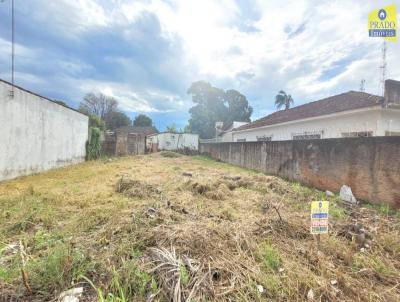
left=369, top=29, right=396, bottom=37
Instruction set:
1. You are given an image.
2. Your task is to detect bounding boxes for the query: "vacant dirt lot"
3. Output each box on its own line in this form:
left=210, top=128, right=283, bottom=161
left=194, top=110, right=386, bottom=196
left=0, top=153, right=399, bottom=301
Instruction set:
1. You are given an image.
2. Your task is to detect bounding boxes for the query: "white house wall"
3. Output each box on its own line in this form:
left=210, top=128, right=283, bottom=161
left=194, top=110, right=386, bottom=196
left=146, top=135, right=158, bottom=149
left=157, top=133, right=199, bottom=150
left=378, top=109, right=400, bottom=135
left=220, top=132, right=233, bottom=142
left=232, top=108, right=387, bottom=142
left=0, top=81, right=89, bottom=181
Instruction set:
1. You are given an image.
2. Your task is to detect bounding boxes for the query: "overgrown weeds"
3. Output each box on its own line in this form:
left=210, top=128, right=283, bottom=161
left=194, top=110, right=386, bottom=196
left=160, top=151, right=181, bottom=158
left=0, top=153, right=399, bottom=301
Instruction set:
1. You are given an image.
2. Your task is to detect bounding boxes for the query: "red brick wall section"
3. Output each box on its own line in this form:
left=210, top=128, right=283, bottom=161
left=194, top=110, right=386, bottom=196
left=200, top=137, right=400, bottom=207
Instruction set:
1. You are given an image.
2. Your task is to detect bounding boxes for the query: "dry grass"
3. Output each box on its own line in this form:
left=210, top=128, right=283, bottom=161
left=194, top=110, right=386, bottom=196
left=0, top=153, right=399, bottom=301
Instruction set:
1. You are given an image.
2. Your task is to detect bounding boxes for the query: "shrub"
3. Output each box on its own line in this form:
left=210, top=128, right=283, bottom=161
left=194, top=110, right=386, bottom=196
left=87, top=127, right=101, bottom=160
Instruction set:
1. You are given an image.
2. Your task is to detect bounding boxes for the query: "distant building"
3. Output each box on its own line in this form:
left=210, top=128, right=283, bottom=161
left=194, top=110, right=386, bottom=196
left=224, top=79, right=400, bottom=142
left=215, top=121, right=249, bottom=142
left=115, top=126, right=158, bottom=136
left=147, top=132, right=199, bottom=152
left=102, top=126, right=159, bottom=156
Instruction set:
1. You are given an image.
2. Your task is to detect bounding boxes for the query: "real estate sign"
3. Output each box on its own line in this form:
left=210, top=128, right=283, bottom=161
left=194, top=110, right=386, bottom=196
left=368, top=4, right=397, bottom=42
left=310, top=201, right=329, bottom=234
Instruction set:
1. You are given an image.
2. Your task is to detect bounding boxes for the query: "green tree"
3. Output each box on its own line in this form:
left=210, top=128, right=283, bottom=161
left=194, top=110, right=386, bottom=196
left=166, top=123, right=178, bottom=133
left=89, top=115, right=105, bottom=131
left=86, top=127, right=101, bottom=160
left=104, top=111, right=132, bottom=130
left=187, top=81, right=253, bottom=139
left=53, top=99, right=68, bottom=107
left=225, top=89, right=253, bottom=124
left=275, top=90, right=294, bottom=110
left=133, top=114, right=153, bottom=127
left=187, top=81, right=226, bottom=139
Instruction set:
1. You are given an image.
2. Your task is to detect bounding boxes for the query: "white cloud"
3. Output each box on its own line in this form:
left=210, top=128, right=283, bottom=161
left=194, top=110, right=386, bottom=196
left=114, top=0, right=399, bottom=102
left=2, top=0, right=400, bottom=120
left=22, top=0, right=108, bottom=38
left=74, top=78, right=184, bottom=113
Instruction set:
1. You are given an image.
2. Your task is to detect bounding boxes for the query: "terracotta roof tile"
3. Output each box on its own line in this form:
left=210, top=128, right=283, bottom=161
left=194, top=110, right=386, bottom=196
left=235, top=91, right=384, bottom=131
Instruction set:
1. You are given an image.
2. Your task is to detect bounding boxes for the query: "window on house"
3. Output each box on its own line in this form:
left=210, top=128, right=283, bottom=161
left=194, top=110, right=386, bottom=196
left=292, top=131, right=322, bottom=140
left=292, top=134, right=321, bottom=140
left=342, top=131, right=373, bottom=138
left=237, top=138, right=246, bottom=142
left=256, top=135, right=272, bottom=141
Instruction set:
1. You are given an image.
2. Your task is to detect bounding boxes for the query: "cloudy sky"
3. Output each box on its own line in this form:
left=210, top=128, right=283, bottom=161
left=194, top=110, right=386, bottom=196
left=0, top=0, right=399, bottom=130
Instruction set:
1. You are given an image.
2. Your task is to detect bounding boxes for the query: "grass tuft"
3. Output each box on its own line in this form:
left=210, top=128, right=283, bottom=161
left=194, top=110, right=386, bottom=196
left=256, top=242, right=282, bottom=271
left=160, top=151, right=182, bottom=158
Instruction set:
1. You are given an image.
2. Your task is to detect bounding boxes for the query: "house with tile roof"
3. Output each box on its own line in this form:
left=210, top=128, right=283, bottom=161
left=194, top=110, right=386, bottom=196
left=226, top=79, right=400, bottom=142
left=215, top=121, right=249, bottom=142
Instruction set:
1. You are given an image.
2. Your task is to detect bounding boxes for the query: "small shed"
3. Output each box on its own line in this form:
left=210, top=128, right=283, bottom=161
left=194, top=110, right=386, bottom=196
left=147, top=132, right=199, bottom=152
left=102, top=126, right=159, bottom=156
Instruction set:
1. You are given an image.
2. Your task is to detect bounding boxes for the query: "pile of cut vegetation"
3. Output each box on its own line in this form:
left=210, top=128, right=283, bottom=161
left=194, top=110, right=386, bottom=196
left=116, top=176, right=161, bottom=199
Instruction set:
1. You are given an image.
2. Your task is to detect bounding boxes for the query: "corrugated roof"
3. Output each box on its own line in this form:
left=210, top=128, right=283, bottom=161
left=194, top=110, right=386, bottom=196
left=235, top=91, right=384, bottom=131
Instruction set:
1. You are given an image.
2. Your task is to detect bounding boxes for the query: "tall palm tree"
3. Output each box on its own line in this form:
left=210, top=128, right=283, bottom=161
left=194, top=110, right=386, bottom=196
left=275, top=90, right=294, bottom=110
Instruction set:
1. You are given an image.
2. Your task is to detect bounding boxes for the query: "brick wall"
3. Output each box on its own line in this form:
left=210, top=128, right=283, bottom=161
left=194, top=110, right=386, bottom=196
left=200, top=137, right=400, bottom=207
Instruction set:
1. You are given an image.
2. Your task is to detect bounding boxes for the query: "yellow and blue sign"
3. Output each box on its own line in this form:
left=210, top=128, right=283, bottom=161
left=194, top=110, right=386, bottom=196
left=310, top=201, right=329, bottom=234
left=368, top=4, right=397, bottom=42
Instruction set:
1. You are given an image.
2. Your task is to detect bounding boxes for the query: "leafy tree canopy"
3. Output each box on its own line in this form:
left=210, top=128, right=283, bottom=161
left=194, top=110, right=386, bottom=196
left=275, top=90, right=294, bottom=110
left=166, top=123, right=178, bottom=133
left=104, top=111, right=132, bottom=130
left=53, top=99, right=68, bottom=107
left=133, top=114, right=153, bottom=127
left=89, top=115, right=105, bottom=131
left=187, top=81, right=253, bottom=139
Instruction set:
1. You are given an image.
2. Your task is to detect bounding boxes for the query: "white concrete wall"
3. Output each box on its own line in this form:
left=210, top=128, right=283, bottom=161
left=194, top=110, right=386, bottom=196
left=232, top=107, right=400, bottom=142
left=220, top=132, right=233, bottom=142
left=156, top=133, right=199, bottom=150
left=0, top=81, right=89, bottom=181
left=146, top=134, right=158, bottom=149
left=378, top=109, right=400, bottom=135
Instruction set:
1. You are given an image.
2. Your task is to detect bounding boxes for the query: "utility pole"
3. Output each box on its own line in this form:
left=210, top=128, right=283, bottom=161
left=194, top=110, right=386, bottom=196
left=11, top=0, right=14, bottom=98
left=0, top=0, right=14, bottom=98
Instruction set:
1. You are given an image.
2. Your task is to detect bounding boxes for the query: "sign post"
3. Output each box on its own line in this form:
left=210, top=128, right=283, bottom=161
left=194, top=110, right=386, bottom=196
left=311, top=201, right=329, bottom=250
